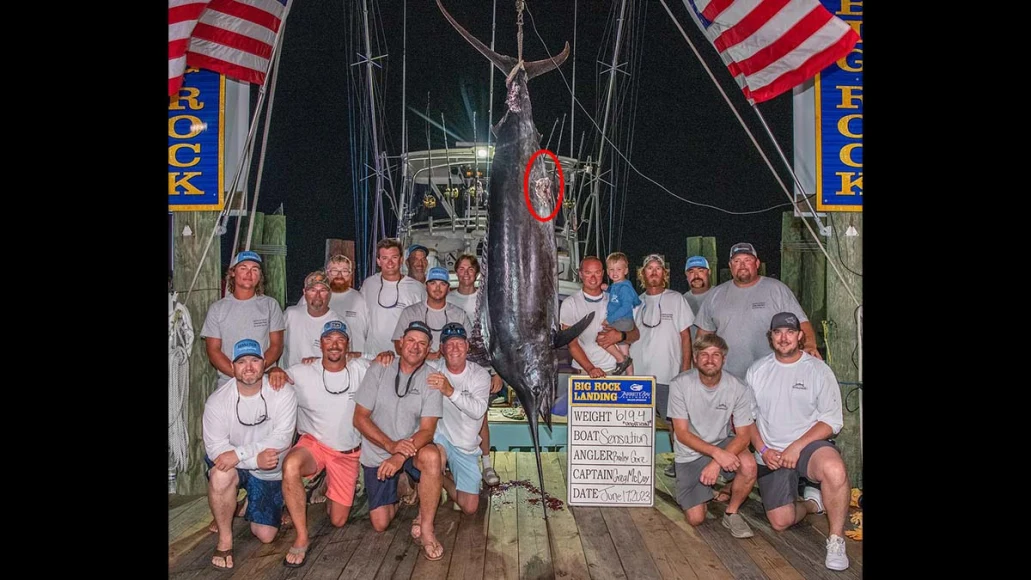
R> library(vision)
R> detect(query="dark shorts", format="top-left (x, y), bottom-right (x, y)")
top-left (756, 440), bottom-right (838, 511)
top-left (674, 437), bottom-right (738, 510)
top-left (655, 383), bottom-right (669, 420)
top-left (364, 456), bottom-right (423, 511)
top-left (204, 456), bottom-right (283, 528)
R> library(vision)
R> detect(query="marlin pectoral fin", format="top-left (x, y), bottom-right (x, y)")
top-left (553, 311), bottom-right (595, 349)
top-left (437, 0), bottom-right (518, 73)
top-left (524, 42), bottom-right (571, 80)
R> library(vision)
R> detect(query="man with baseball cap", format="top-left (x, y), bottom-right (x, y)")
top-left (201, 250), bottom-right (286, 388)
top-left (746, 312), bottom-right (850, 571)
top-left (353, 319), bottom-right (447, 561)
top-left (297, 254), bottom-right (371, 356)
top-left (267, 321), bottom-right (386, 567)
top-left (695, 242), bottom-right (821, 379)
top-left (202, 338), bottom-right (297, 570)
top-left (360, 238), bottom-right (427, 359)
top-left (392, 266), bottom-right (471, 366)
top-left (683, 256), bottom-right (712, 321)
top-left (282, 271), bottom-right (346, 368)
top-left (425, 322), bottom-right (492, 514)
top-left (406, 244), bottom-right (430, 283)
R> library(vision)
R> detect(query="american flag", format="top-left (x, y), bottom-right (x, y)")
top-left (169, 0), bottom-right (292, 97)
top-left (683, 0), bottom-right (860, 103)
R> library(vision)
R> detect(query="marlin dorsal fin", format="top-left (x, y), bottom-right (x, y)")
top-left (553, 311), bottom-right (595, 349)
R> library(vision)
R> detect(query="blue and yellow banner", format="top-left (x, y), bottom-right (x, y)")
top-left (815, 0), bottom-right (862, 212)
top-left (169, 68), bottom-right (225, 211)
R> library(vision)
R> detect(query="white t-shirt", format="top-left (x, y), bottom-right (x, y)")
top-left (282, 306), bottom-right (344, 368)
top-left (286, 357), bottom-right (371, 451)
top-left (202, 377), bottom-right (297, 480)
top-left (391, 301), bottom-right (472, 353)
top-left (200, 294), bottom-right (286, 386)
top-left (299, 289), bottom-right (372, 355)
top-left (666, 369), bottom-right (755, 463)
top-left (628, 290), bottom-right (694, 385)
top-left (559, 290), bottom-right (616, 373)
top-left (447, 288), bottom-right (480, 321)
top-left (360, 274), bottom-right (426, 356)
top-left (745, 352), bottom-right (843, 465)
top-left (436, 362), bottom-right (492, 454)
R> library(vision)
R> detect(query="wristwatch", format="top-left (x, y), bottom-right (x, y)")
top-left (620, 330), bottom-right (627, 342)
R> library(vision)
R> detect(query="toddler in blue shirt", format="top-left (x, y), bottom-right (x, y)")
top-left (604, 252), bottom-right (639, 375)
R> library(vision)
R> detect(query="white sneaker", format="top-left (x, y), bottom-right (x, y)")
top-left (482, 467), bottom-right (501, 486)
top-left (825, 534), bottom-right (849, 570)
top-left (803, 485), bottom-right (825, 514)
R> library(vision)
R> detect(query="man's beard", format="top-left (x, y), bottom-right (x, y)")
top-left (330, 279), bottom-right (350, 292)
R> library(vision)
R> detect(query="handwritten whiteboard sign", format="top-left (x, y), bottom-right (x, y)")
top-left (567, 376), bottom-right (655, 507)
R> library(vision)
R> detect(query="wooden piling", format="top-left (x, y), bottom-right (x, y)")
top-left (260, 214), bottom-right (286, 310)
top-left (172, 211), bottom-right (222, 496)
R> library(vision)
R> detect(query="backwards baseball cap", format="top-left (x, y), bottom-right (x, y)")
top-left (304, 270), bottom-right (331, 290)
top-left (729, 242), bottom-right (758, 260)
top-left (407, 244), bottom-right (429, 257)
top-left (426, 266), bottom-right (450, 284)
top-left (230, 250), bottom-right (262, 267)
top-left (685, 255), bottom-right (709, 271)
top-left (403, 320), bottom-right (433, 339)
top-left (641, 253), bottom-right (667, 268)
top-left (232, 338), bottom-right (264, 362)
top-left (770, 312), bottom-right (801, 331)
top-left (440, 322), bottom-right (468, 344)
top-left (321, 320), bottom-right (349, 339)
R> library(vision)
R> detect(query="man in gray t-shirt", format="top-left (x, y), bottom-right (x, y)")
top-left (353, 320), bottom-right (447, 561)
top-left (201, 251), bottom-right (286, 387)
top-left (666, 333), bottom-right (757, 538)
top-left (682, 255), bottom-right (712, 343)
top-left (695, 242), bottom-right (821, 379)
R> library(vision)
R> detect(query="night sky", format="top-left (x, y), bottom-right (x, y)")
top-left (231, 0), bottom-right (798, 303)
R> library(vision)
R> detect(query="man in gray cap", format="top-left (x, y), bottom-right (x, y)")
top-left (746, 312), bottom-right (849, 571)
top-left (405, 244), bottom-right (430, 284)
top-left (695, 242), bottom-right (821, 379)
top-left (353, 320), bottom-right (447, 561)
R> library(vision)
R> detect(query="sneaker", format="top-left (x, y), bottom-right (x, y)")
top-left (825, 535), bottom-right (849, 570)
top-left (803, 485), bottom-right (825, 514)
top-left (721, 512), bottom-right (754, 538)
top-left (663, 463), bottom-right (676, 478)
top-left (612, 356), bottom-right (633, 375)
top-left (482, 467), bottom-right (501, 486)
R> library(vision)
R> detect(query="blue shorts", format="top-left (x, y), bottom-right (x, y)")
top-left (364, 456), bottom-right (422, 511)
top-left (434, 431), bottom-right (482, 495)
top-left (204, 456), bottom-right (283, 528)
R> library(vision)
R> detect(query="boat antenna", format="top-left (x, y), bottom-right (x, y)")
top-left (441, 112), bottom-right (456, 201)
top-left (486, 0), bottom-right (497, 183)
top-left (570, 0), bottom-right (577, 159)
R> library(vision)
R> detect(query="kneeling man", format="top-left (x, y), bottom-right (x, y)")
top-left (667, 333), bottom-right (757, 538)
top-left (427, 323), bottom-right (491, 514)
top-left (747, 312), bottom-right (850, 571)
top-left (353, 320), bottom-right (447, 561)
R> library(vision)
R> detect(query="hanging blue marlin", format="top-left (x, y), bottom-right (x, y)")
top-left (436, 0), bottom-right (593, 517)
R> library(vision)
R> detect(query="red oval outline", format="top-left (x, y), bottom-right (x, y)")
top-left (523, 149), bottom-right (565, 222)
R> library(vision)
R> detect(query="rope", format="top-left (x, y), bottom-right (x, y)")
top-left (168, 294), bottom-right (194, 476)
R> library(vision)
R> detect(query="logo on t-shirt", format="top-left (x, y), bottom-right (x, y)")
top-left (253, 318), bottom-right (269, 327)
top-left (792, 382), bottom-right (807, 390)
top-left (751, 302), bottom-right (766, 310)
top-left (716, 402), bottom-right (728, 410)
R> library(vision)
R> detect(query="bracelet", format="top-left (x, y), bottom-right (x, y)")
top-left (759, 445), bottom-right (768, 455)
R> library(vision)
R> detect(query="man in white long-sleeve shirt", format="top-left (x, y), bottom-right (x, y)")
top-left (746, 312), bottom-right (850, 572)
top-left (268, 320), bottom-right (387, 568)
top-left (426, 322), bottom-right (491, 514)
top-left (202, 338), bottom-right (298, 571)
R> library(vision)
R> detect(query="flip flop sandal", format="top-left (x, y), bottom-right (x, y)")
top-left (210, 547), bottom-right (234, 571)
top-left (421, 539), bottom-right (445, 561)
top-left (283, 545), bottom-right (309, 568)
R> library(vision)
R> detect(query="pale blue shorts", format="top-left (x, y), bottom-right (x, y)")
top-left (434, 431), bottom-right (482, 495)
